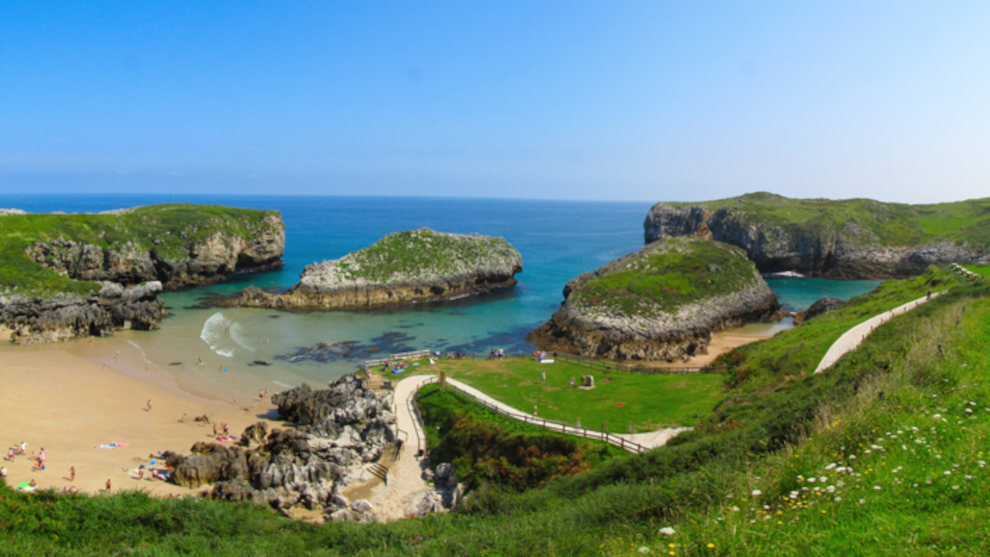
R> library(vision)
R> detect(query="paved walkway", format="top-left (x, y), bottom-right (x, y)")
top-left (813, 291), bottom-right (943, 374)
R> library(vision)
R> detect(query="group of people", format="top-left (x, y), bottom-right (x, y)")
top-left (488, 348), bottom-right (506, 359)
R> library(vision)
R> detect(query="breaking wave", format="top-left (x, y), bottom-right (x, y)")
top-left (200, 312), bottom-right (254, 358)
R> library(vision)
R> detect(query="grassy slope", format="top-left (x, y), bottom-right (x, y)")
top-left (661, 192), bottom-right (990, 249)
top-left (2, 269), bottom-right (988, 556)
top-left (416, 383), bottom-right (625, 491)
top-left (570, 237), bottom-right (762, 316)
top-left (335, 228), bottom-right (516, 283)
top-left (0, 205), bottom-right (280, 296)
top-left (437, 357), bottom-right (725, 432)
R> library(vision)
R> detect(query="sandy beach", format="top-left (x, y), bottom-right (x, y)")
top-left (0, 334), bottom-right (280, 498)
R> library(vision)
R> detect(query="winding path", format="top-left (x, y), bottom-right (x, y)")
top-left (813, 291), bottom-right (943, 374)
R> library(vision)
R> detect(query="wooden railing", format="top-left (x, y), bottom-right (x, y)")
top-left (417, 376), bottom-right (649, 454)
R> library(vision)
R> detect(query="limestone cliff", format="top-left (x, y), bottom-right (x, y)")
top-left (644, 193), bottom-right (990, 278)
top-left (222, 228), bottom-right (522, 311)
top-left (0, 204), bottom-right (285, 342)
top-left (528, 237), bottom-right (779, 361)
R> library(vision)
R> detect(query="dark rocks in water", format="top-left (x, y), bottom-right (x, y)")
top-left (795, 296), bottom-right (843, 324)
top-left (268, 314), bottom-right (281, 319)
top-left (167, 374), bottom-right (395, 518)
top-left (168, 361), bottom-right (182, 366)
top-left (275, 334), bottom-right (419, 365)
top-left (250, 360), bottom-right (271, 366)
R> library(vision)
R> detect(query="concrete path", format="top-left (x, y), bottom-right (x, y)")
top-left (813, 291), bottom-right (942, 374)
top-left (357, 374), bottom-right (435, 521)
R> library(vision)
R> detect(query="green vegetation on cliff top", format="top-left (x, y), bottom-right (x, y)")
top-left (1, 269), bottom-right (987, 555)
top-left (332, 228), bottom-right (519, 284)
top-left (0, 204), bottom-right (280, 296)
top-left (570, 236), bottom-right (763, 316)
top-left (659, 191), bottom-right (990, 249)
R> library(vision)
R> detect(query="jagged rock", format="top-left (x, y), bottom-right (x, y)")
top-left (529, 237), bottom-right (779, 361)
top-left (0, 282), bottom-right (165, 343)
top-left (351, 499), bottom-right (374, 513)
top-left (238, 422), bottom-right (269, 447)
top-left (219, 228), bottom-right (523, 311)
top-left (644, 193), bottom-right (990, 278)
top-left (796, 296), bottom-right (843, 323)
top-left (167, 374), bottom-right (395, 518)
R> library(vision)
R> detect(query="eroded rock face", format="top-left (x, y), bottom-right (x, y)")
top-left (529, 238), bottom-right (779, 361)
top-left (644, 202), bottom-right (990, 278)
top-left (0, 282), bottom-right (165, 343)
top-left (2, 210), bottom-right (285, 343)
top-left (26, 213), bottom-right (285, 289)
top-left (794, 296), bottom-right (843, 323)
top-left (220, 228), bottom-right (523, 310)
top-left (168, 375), bottom-right (395, 517)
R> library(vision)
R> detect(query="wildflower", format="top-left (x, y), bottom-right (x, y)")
top-left (873, 486), bottom-right (882, 491)
top-left (638, 547), bottom-right (651, 555)
top-left (707, 543), bottom-right (716, 549)
top-left (658, 527), bottom-right (676, 536)
top-left (825, 463), bottom-right (837, 471)
top-left (751, 489), bottom-right (762, 497)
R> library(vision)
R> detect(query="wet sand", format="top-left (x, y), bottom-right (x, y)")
top-left (0, 336), bottom-right (279, 497)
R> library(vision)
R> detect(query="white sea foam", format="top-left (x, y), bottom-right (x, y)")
top-left (766, 271), bottom-right (805, 278)
top-left (273, 380), bottom-right (294, 389)
top-left (126, 339), bottom-right (155, 367)
top-left (201, 312), bottom-right (236, 358)
top-left (229, 322), bottom-right (256, 352)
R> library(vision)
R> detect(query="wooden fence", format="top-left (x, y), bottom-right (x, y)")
top-left (419, 376), bottom-right (649, 454)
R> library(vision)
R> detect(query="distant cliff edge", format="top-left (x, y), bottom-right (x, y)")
top-left (644, 192), bottom-right (990, 279)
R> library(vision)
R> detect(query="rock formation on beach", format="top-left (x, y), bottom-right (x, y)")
top-left (529, 237), bottom-right (779, 361)
top-left (0, 204), bottom-right (285, 343)
top-left (221, 227), bottom-right (523, 311)
top-left (166, 374), bottom-right (457, 521)
top-left (644, 192), bottom-right (990, 279)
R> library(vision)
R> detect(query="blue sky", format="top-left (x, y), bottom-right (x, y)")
top-left (1, 1), bottom-right (989, 202)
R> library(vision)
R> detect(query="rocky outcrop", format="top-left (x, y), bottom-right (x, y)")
top-left (25, 212), bottom-right (284, 289)
top-left (794, 296), bottom-right (843, 324)
top-left (529, 237), bottom-right (779, 361)
top-left (644, 194), bottom-right (990, 279)
top-left (221, 228), bottom-right (523, 311)
top-left (167, 375), bottom-right (397, 518)
top-left (0, 281), bottom-right (165, 343)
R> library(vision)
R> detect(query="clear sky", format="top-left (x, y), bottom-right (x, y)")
top-left (2, 1), bottom-right (989, 202)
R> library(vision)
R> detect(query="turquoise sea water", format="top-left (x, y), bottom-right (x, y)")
top-left (3, 195), bottom-right (882, 396)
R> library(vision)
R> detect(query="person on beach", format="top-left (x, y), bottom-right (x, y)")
top-left (1, 466), bottom-right (7, 478)
top-left (70, 466), bottom-right (75, 481)
top-left (146, 399), bottom-right (153, 411)
top-left (105, 478), bottom-right (111, 493)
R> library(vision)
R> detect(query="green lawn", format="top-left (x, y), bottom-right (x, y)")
top-left (433, 357), bottom-right (725, 432)
top-left (963, 263), bottom-right (989, 276)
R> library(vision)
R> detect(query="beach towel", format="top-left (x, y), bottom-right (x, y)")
top-left (16, 481), bottom-right (35, 492)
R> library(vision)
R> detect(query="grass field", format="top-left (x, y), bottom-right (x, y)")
top-left (433, 357), bottom-right (725, 432)
top-left (963, 263), bottom-right (989, 276)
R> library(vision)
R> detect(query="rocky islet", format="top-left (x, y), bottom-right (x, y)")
top-left (220, 227), bottom-right (523, 311)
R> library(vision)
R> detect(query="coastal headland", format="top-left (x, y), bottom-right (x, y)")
top-left (645, 192), bottom-right (990, 278)
top-left (0, 204), bottom-right (285, 343)
top-left (220, 227), bottom-right (523, 311)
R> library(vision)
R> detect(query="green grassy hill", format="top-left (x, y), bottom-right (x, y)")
top-left (2, 268), bottom-right (988, 556)
top-left (660, 192), bottom-right (990, 250)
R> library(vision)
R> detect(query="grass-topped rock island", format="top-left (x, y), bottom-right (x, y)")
top-left (223, 227), bottom-right (523, 310)
top-left (0, 204), bottom-right (284, 342)
top-left (529, 236), bottom-right (779, 361)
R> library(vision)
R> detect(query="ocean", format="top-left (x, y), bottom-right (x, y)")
top-left (2, 194), bottom-right (881, 399)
